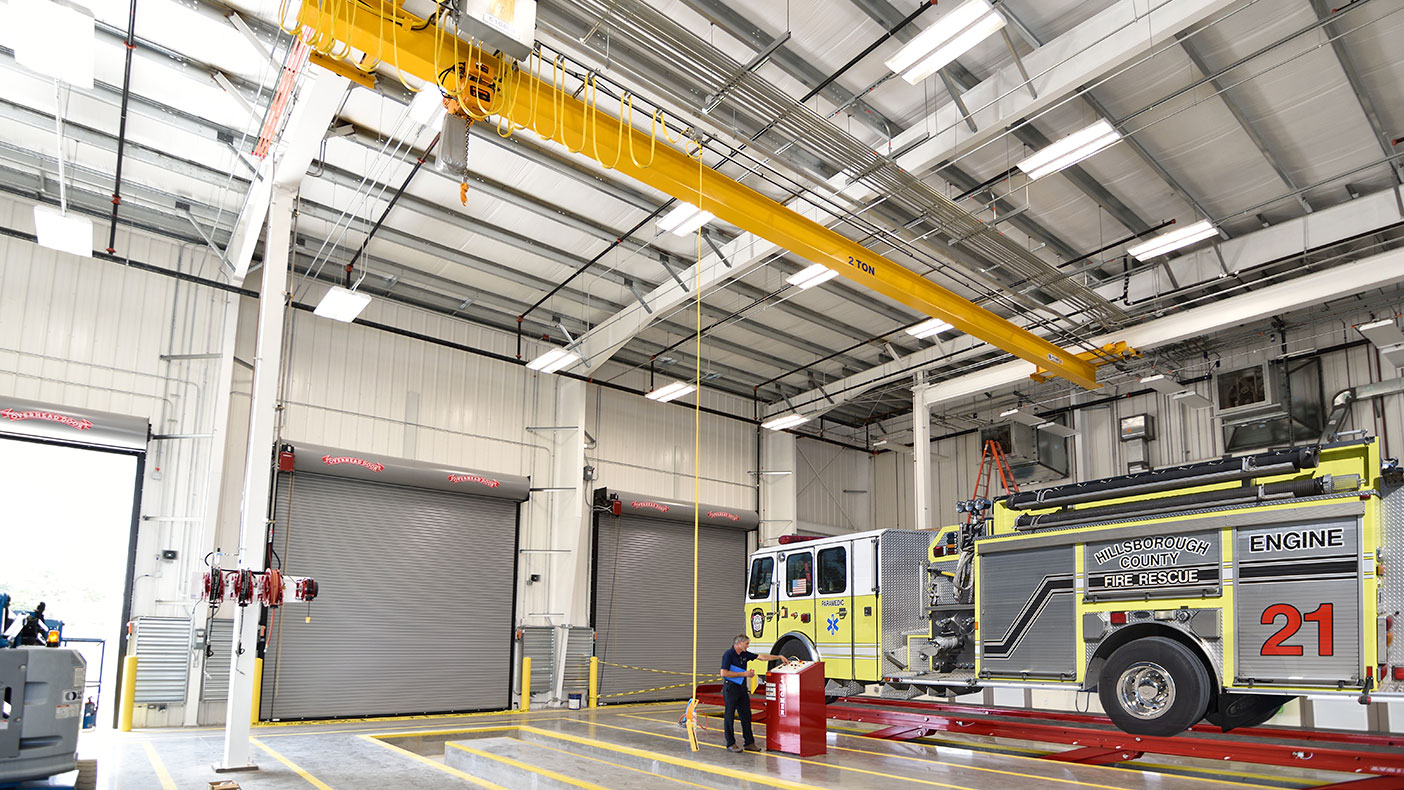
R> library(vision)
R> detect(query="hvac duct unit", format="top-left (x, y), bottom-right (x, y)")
top-left (403, 0), bottom-right (536, 61)
top-left (1215, 362), bottom-right (1284, 422)
top-left (979, 422), bottom-right (1069, 483)
top-left (1214, 360), bottom-right (1325, 452)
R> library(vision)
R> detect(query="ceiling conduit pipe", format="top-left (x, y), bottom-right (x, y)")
top-left (106, 0), bottom-right (138, 254)
top-left (343, 133), bottom-right (440, 274)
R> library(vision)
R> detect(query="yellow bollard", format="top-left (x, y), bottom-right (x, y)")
top-left (588, 656), bottom-right (599, 709)
top-left (521, 656), bottom-right (531, 713)
top-left (250, 657), bottom-right (263, 726)
top-left (118, 654), bottom-right (138, 732)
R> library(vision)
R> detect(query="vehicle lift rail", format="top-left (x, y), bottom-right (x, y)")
top-left (693, 684), bottom-right (1404, 789)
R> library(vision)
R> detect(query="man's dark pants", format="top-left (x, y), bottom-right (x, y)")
top-left (722, 681), bottom-right (754, 747)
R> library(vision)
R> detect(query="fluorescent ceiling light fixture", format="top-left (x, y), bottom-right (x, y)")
top-left (12, 0), bottom-right (95, 88)
top-left (657, 202), bottom-right (715, 236)
top-left (1170, 389), bottom-right (1214, 410)
top-left (31, 205), bottom-right (93, 257)
top-left (408, 88), bottom-right (446, 126)
top-left (1139, 374), bottom-right (1184, 395)
top-left (645, 380), bottom-right (697, 403)
top-left (999, 408), bottom-right (1044, 427)
top-left (526, 347), bottom-right (577, 374)
top-left (1017, 119), bottom-right (1121, 180)
top-left (786, 264), bottom-right (840, 290)
top-left (906, 318), bottom-right (954, 339)
top-left (885, 0), bottom-right (1005, 84)
top-left (1036, 421), bottom-right (1078, 438)
top-left (762, 413), bottom-right (810, 431)
top-left (313, 286), bottom-right (372, 322)
top-left (1127, 220), bottom-right (1218, 260)
top-left (1357, 319), bottom-right (1404, 369)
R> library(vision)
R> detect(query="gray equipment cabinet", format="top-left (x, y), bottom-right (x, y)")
top-left (0, 647), bottom-right (86, 784)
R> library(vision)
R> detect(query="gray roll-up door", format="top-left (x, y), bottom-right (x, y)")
top-left (593, 516), bottom-right (747, 703)
top-left (261, 471), bottom-right (518, 720)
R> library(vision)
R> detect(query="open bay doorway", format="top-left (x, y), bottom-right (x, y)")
top-left (0, 436), bottom-right (141, 734)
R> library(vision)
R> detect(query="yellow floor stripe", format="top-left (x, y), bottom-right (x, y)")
top-left (526, 739), bottom-right (719, 790)
top-left (140, 741), bottom-right (177, 790)
top-left (659, 711), bottom-right (1280, 790)
top-left (251, 737), bottom-right (336, 790)
top-left (599, 716), bottom-right (1125, 790)
top-left (358, 734), bottom-right (507, 790)
top-left (446, 741), bottom-right (613, 790)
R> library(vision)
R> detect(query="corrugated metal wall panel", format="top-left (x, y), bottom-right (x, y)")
top-left (593, 514), bottom-right (746, 703)
top-left (796, 438), bottom-right (873, 533)
top-left (133, 616), bottom-right (191, 703)
top-left (261, 471), bottom-right (518, 719)
top-left (587, 387), bottom-right (756, 510)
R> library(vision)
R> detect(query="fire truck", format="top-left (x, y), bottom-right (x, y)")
top-left (743, 437), bottom-right (1402, 735)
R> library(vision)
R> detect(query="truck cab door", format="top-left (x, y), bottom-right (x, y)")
top-left (851, 537), bottom-right (880, 680)
top-left (780, 549), bottom-right (816, 647)
top-left (745, 553), bottom-right (778, 648)
top-left (815, 542), bottom-right (854, 679)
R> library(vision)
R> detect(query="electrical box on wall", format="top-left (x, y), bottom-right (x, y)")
top-left (1118, 414), bottom-right (1155, 442)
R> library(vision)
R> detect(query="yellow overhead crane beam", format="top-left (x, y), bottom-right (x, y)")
top-left (294, 1), bottom-right (1104, 390)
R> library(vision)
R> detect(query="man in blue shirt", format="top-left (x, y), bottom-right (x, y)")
top-left (719, 635), bottom-right (781, 753)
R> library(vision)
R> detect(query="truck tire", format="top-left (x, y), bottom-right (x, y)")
top-left (1098, 636), bottom-right (1211, 736)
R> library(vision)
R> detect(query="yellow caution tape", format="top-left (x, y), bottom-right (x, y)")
top-left (597, 661), bottom-right (719, 678)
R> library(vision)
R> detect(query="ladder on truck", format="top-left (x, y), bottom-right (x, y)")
top-left (956, 440), bottom-right (1019, 548)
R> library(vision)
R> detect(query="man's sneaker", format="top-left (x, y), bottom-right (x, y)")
top-left (726, 743), bottom-right (744, 753)
top-left (743, 742), bottom-right (763, 752)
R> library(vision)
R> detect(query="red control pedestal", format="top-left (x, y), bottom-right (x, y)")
top-left (765, 660), bottom-right (826, 756)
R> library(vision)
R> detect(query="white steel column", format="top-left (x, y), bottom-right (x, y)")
top-left (759, 430), bottom-right (797, 545)
top-left (218, 185), bottom-right (295, 771)
top-left (182, 283), bottom-right (243, 727)
top-left (912, 385), bottom-right (932, 532)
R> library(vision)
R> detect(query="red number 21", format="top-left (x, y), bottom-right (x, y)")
top-left (1261, 603), bottom-right (1334, 656)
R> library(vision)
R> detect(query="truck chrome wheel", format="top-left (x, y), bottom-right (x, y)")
top-left (1117, 661), bottom-right (1176, 720)
top-left (1098, 636), bottom-right (1211, 736)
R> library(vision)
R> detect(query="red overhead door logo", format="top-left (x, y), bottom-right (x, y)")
top-left (321, 455), bottom-right (385, 472)
top-left (632, 500), bottom-right (669, 513)
top-left (707, 510), bottom-right (740, 522)
top-left (449, 473), bottom-right (500, 488)
top-left (1, 408), bottom-right (93, 431)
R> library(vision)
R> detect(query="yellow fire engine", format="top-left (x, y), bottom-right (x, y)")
top-left (743, 437), bottom-right (1402, 735)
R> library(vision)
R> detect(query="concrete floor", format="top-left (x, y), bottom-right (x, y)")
top-left (76, 702), bottom-right (1365, 790)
